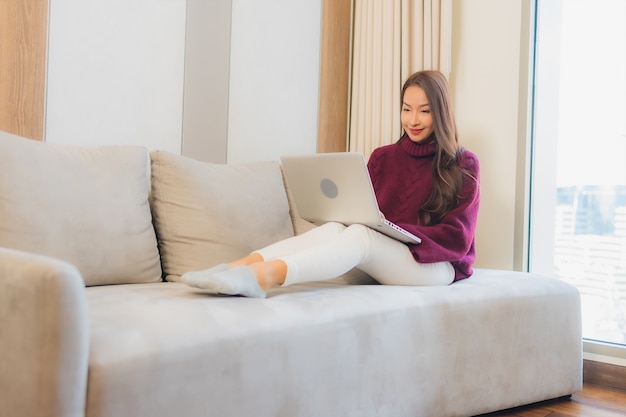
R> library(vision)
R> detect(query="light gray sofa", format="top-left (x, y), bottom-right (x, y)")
top-left (0, 132), bottom-right (582, 417)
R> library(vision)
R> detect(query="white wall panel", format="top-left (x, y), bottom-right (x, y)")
top-left (227, 0), bottom-right (322, 163)
top-left (45, 0), bottom-right (186, 153)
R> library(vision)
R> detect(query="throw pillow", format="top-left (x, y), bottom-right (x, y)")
top-left (150, 151), bottom-right (295, 281)
top-left (0, 131), bottom-right (162, 286)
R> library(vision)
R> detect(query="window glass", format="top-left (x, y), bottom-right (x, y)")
top-left (531, 0), bottom-right (626, 346)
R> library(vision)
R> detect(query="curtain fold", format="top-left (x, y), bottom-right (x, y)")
top-left (348, 0), bottom-right (452, 158)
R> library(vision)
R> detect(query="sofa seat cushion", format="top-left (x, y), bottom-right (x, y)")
top-left (84, 269), bottom-right (582, 417)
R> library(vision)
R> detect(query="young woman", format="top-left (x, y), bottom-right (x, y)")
top-left (182, 70), bottom-right (480, 298)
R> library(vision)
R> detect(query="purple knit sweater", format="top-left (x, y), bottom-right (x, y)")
top-left (367, 137), bottom-right (480, 281)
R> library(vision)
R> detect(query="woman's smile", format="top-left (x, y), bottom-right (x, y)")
top-left (408, 128), bottom-right (424, 136)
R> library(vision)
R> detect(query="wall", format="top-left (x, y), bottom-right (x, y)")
top-left (43, 0), bottom-right (322, 165)
top-left (226, 0), bottom-right (323, 163)
top-left (450, 0), bottom-right (532, 271)
top-left (45, 0), bottom-right (187, 153)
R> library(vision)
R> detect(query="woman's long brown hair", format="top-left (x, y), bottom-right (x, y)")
top-left (400, 70), bottom-right (467, 226)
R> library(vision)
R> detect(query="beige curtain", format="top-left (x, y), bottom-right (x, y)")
top-left (348, 0), bottom-right (452, 158)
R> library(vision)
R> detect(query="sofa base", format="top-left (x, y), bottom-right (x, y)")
top-left (84, 268), bottom-right (582, 417)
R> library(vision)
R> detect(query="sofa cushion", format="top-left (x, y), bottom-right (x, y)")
top-left (0, 131), bottom-right (162, 286)
top-left (150, 151), bottom-right (294, 281)
top-left (83, 269), bottom-right (582, 417)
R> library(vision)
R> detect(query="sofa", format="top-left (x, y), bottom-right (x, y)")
top-left (0, 131), bottom-right (582, 417)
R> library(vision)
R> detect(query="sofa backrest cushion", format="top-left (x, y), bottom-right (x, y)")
top-left (150, 151), bottom-right (295, 281)
top-left (0, 131), bottom-right (162, 286)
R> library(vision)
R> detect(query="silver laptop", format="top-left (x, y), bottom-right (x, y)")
top-left (280, 152), bottom-right (421, 244)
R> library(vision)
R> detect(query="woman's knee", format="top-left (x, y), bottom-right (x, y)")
top-left (342, 223), bottom-right (373, 239)
top-left (315, 221), bottom-right (346, 235)
top-left (340, 224), bottom-right (377, 259)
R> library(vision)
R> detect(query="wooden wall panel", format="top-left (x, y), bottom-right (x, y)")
top-left (584, 359), bottom-right (626, 391)
top-left (0, 0), bottom-right (48, 140)
top-left (317, 0), bottom-right (351, 153)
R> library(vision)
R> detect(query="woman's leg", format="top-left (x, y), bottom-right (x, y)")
top-left (182, 223), bottom-right (453, 297)
top-left (226, 222), bottom-right (347, 267)
top-left (280, 224), bottom-right (454, 287)
top-left (181, 223), bottom-right (347, 296)
top-left (226, 222), bottom-right (348, 288)
top-left (253, 222), bottom-right (347, 260)
top-left (352, 227), bottom-right (454, 286)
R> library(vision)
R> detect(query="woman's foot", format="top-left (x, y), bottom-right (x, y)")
top-left (249, 260), bottom-right (287, 290)
top-left (180, 263), bottom-right (229, 286)
top-left (181, 254), bottom-right (287, 298)
top-left (181, 265), bottom-right (266, 298)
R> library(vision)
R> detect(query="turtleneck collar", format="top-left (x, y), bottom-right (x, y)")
top-left (399, 134), bottom-right (437, 158)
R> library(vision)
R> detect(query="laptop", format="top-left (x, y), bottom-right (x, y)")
top-left (280, 152), bottom-right (421, 244)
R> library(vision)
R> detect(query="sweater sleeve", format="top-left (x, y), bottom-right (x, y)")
top-left (400, 151), bottom-right (480, 265)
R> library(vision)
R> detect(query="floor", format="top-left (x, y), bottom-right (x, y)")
top-left (477, 383), bottom-right (626, 417)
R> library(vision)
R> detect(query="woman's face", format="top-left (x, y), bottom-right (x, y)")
top-left (401, 86), bottom-right (434, 143)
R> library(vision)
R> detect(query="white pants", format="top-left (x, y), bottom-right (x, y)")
top-left (255, 222), bottom-right (454, 287)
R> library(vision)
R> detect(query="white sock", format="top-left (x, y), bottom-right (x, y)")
top-left (181, 265), bottom-right (266, 298)
top-left (181, 263), bottom-right (230, 287)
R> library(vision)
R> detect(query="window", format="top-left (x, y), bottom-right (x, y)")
top-left (530, 0), bottom-right (626, 347)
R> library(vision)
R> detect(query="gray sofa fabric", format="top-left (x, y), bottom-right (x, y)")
top-left (82, 271), bottom-right (581, 417)
top-left (0, 248), bottom-right (88, 417)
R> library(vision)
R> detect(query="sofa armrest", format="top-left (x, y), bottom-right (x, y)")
top-left (0, 248), bottom-right (89, 417)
